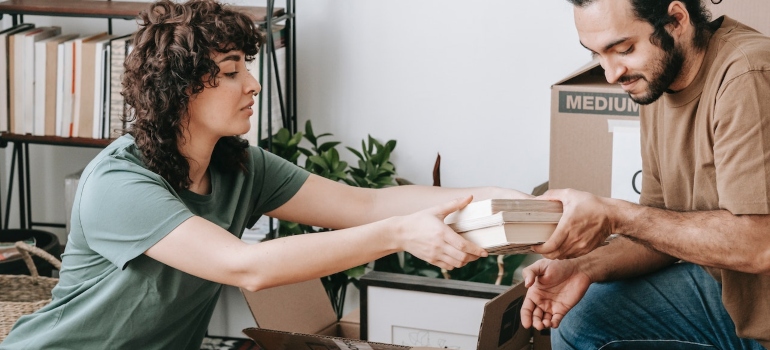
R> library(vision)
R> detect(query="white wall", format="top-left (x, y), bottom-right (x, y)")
top-left (297, 1), bottom-right (586, 191)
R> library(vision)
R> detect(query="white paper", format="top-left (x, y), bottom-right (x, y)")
top-left (608, 119), bottom-right (642, 203)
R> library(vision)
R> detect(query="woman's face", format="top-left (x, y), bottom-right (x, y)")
top-left (186, 50), bottom-right (261, 140)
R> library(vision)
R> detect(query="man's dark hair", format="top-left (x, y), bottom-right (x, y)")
top-left (122, 0), bottom-right (262, 190)
top-left (567, 0), bottom-right (715, 51)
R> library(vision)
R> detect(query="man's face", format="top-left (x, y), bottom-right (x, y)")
top-left (574, 0), bottom-right (684, 105)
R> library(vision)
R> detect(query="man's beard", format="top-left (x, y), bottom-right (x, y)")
top-left (619, 45), bottom-right (685, 105)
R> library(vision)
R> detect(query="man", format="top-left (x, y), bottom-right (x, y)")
top-left (520, 0), bottom-right (770, 348)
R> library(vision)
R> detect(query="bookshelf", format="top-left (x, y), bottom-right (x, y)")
top-left (0, 0), bottom-right (297, 231)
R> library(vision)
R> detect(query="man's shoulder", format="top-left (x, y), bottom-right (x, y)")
top-left (714, 18), bottom-right (770, 73)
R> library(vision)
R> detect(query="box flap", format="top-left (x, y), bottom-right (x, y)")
top-left (476, 282), bottom-right (532, 350)
top-left (241, 278), bottom-right (337, 335)
top-left (553, 59), bottom-right (601, 86)
top-left (242, 327), bottom-right (441, 350)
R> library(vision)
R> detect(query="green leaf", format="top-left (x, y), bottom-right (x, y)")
top-left (308, 155), bottom-right (330, 171)
top-left (344, 264), bottom-right (367, 279)
top-left (346, 147), bottom-right (364, 161)
top-left (319, 141), bottom-right (341, 153)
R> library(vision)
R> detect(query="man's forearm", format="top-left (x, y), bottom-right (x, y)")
top-left (577, 236), bottom-right (677, 282)
top-left (609, 199), bottom-right (770, 275)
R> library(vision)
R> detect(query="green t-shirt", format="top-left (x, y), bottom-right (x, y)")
top-left (1, 135), bottom-right (309, 349)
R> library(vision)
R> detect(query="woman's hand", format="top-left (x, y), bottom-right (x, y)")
top-left (393, 195), bottom-right (488, 270)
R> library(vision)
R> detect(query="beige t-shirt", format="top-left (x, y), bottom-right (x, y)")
top-left (639, 17), bottom-right (770, 346)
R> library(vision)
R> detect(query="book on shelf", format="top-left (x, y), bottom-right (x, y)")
top-left (0, 23), bottom-right (34, 133)
top-left (89, 34), bottom-right (113, 139)
top-left (73, 32), bottom-right (110, 139)
top-left (57, 35), bottom-right (79, 137)
top-left (23, 27), bottom-right (61, 135)
top-left (107, 34), bottom-right (132, 138)
top-left (35, 33), bottom-right (79, 136)
top-left (446, 199), bottom-right (563, 255)
top-left (8, 26), bottom-right (39, 134)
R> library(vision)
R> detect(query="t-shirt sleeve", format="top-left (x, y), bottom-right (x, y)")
top-left (713, 70), bottom-right (770, 214)
top-left (76, 156), bottom-right (195, 269)
top-left (639, 109), bottom-right (665, 209)
top-left (249, 146), bottom-right (310, 215)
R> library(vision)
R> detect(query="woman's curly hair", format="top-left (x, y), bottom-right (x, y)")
top-left (123, 0), bottom-right (262, 190)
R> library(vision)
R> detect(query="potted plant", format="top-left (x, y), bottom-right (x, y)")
top-left (262, 121), bottom-right (527, 319)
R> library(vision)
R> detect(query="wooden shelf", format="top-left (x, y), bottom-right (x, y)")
top-left (0, 0), bottom-right (285, 22)
top-left (0, 133), bottom-right (113, 148)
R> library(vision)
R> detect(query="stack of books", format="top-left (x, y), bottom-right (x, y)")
top-left (444, 199), bottom-right (563, 255)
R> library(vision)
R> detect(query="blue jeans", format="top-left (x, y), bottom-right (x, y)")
top-left (552, 262), bottom-right (766, 350)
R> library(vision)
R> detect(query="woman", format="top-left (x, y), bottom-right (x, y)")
top-left (0, 0), bottom-right (529, 348)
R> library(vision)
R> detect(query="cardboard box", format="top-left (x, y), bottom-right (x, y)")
top-left (360, 271), bottom-right (534, 350)
top-left (549, 2), bottom-right (770, 202)
top-left (549, 60), bottom-right (642, 202)
top-left (242, 274), bottom-right (537, 350)
top-left (241, 278), bottom-right (360, 339)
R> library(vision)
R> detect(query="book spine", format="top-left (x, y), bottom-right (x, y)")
top-left (108, 39), bottom-right (126, 138)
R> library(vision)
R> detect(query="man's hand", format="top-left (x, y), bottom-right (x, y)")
top-left (533, 188), bottom-right (613, 259)
top-left (520, 258), bottom-right (592, 330)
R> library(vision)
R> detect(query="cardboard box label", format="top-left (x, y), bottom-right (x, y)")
top-left (608, 119), bottom-right (642, 203)
top-left (558, 91), bottom-right (639, 116)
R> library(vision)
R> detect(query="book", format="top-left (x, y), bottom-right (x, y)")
top-left (107, 34), bottom-right (132, 138)
top-left (74, 32), bottom-right (110, 138)
top-left (57, 36), bottom-right (80, 137)
top-left (446, 199), bottom-right (564, 255)
top-left (23, 27), bottom-right (61, 135)
top-left (35, 33), bottom-right (79, 136)
top-left (0, 23), bottom-right (34, 133)
top-left (459, 222), bottom-right (559, 255)
top-left (444, 198), bottom-right (563, 225)
top-left (448, 210), bottom-right (562, 233)
top-left (10, 27), bottom-right (44, 134)
top-left (91, 35), bottom-right (113, 139)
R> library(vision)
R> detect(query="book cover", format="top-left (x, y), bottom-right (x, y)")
top-left (107, 35), bottom-right (131, 138)
top-left (11, 27), bottom-right (45, 134)
top-left (91, 35), bottom-right (114, 139)
top-left (459, 222), bottom-right (558, 255)
top-left (35, 33), bottom-right (78, 136)
top-left (449, 210), bottom-right (562, 233)
top-left (74, 32), bottom-right (110, 138)
top-left (444, 198), bottom-right (563, 225)
top-left (0, 23), bottom-right (34, 133)
top-left (59, 37), bottom-right (78, 137)
top-left (23, 26), bottom-right (61, 135)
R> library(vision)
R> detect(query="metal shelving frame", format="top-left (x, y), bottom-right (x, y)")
top-left (0, 0), bottom-right (296, 231)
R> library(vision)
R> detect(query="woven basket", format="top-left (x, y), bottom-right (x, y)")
top-left (0, 241), bottom-right (61, 341)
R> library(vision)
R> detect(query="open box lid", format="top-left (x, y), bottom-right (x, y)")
top-left (553, 58), bottom-right (601, 86)
top-left (241, 278), bottom-right (337, 335)
top-left (477, 282), bottom-right (532, 350)
top-left (242, 328), bottom-right (442, 350)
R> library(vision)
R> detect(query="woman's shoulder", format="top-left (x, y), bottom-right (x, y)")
top-left (80, 135), bottom-right (165, 186)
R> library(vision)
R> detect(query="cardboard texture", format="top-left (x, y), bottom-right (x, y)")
top-left (242, 277), bottom-right (536, 350)
top-left (549, 59), bottom-right (640, 200)
top-left (241, 278), bottom-right (359, 339)
top-left (549, 1), bottom-right (770, 201)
